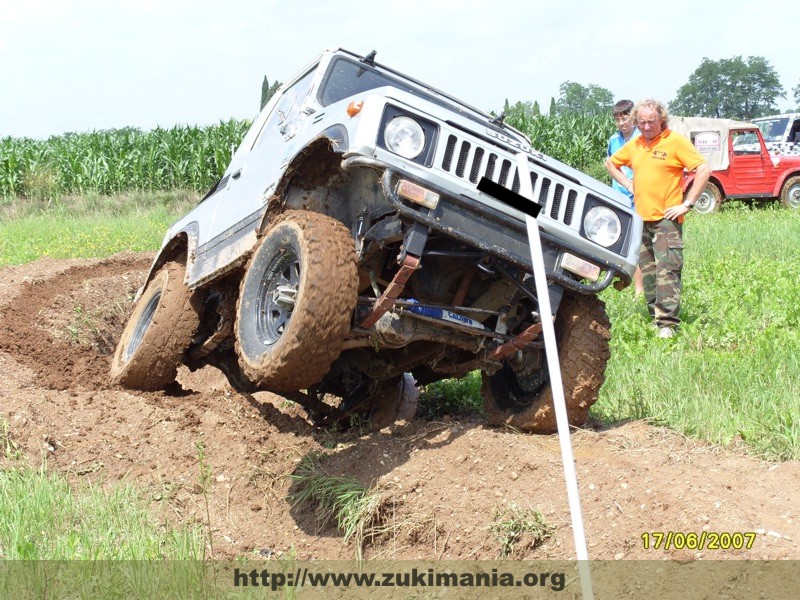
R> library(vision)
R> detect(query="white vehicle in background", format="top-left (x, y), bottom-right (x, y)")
top-left (752, 113), bottom-right (800, 156)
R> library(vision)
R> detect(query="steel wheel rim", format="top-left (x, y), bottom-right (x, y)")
top-left (788, 183), bottom-right (800, 209)
top-left (126, 291), bottom-right (160, 360)
top-left (694, 190), bottom-right (714, 214)
top-left (256, 246), bottom-right (300, 346)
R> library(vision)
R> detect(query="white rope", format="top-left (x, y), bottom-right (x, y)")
top-left (515, 152), bottom-right (594, 600)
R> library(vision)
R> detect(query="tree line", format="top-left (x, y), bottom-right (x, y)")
top-left (501, 55), bottom-right (798, 121)
top-left (261, 54), bottom-right (797, 122)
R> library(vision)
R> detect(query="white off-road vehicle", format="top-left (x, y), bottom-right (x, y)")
top-left (111, 48), bottom-right (641, 432)
top-left (752, 113), bottom-right (800, 156)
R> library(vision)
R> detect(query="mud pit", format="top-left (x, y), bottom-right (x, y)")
top-left (0, 253), bottom-right (798, 561)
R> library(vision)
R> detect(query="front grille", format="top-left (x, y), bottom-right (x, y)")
top-left (438, 132), bottom-right (579, 228)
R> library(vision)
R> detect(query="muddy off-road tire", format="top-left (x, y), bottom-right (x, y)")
top-left (236, 210), bottom-right (358, 392)
top-left (110, 260), bottom-right (201, 390)
top-left (693, 182), bottom-right (722, 215)
top-left (482, 293), bottom-right (610, 433)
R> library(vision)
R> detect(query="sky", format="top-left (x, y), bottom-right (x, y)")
top-left (1, 0), bottom-right (798, 140)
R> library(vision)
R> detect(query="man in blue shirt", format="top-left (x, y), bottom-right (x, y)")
top-left (607, 99), bottom-right (643, 294)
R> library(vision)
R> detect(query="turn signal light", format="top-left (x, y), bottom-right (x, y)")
top-left (561, 253), bottom-right (601, 281)
top-left (347, 101), bottom-right (363, 117)
top-left (397, 179), bottom-right (440, 209)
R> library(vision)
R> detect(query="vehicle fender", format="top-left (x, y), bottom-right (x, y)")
top-left (773, 170), bottom-right (800, 197)
top-left (679, 171), bottom-right (694, 193)
top-left (683, 172), bottom-right (725, 198)
top-left (138, 226), bottom-right (199, 298)
top-left (256, 129), bottom-right (350, 233)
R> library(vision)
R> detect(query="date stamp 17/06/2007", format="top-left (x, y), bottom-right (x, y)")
top-left (641, 531), bottom-right (756, 552)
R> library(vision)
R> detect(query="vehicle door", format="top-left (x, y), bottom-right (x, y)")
top-left (206, 67), bottom-right (318, 242)
top-left (729, 130), bottom-right (772, 193)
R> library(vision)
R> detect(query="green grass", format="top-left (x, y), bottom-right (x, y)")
top-left (594, 204), bottom-right (800, 460)
top-left (288, 453), bottom-right (387, 560)
top-left (0, 464), bottom-right (204, 560)
top-left (423, 202), bottom-right (800, 461)
top-left (0, 190), bottom-right (197, 266)
top-left (419, 371), bottom-right (483, 419)
top-left (491, 503), bottom-right (553, 559)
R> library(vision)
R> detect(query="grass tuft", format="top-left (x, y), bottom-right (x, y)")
top-left (288, 453), bottom-right (388, 560)
top-left (491, 503), bottom-right (553, 559)
top-left (419, 371), bottom-right (483, 420)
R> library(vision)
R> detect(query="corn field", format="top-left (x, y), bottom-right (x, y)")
top-left (505, 111), bottom-right (616, 178)
top-left (0, 112), bottom-right (615, 201)
top-left (0, 119), bottom-right (250, 200)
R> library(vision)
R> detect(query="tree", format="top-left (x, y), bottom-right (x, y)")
top-left (549, 97), bottom-right (557, 117)
top-left (669, 56), bottom-right (785, 120)
top-left (794, 79), bottom-right (800, 110)
top-left (555, 81), bottom-right (613, 116)
top-left (260, 76), bottom-right (282, 111)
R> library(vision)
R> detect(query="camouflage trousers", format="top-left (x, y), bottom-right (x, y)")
top-left (640, 219), bottom-right (683, 328)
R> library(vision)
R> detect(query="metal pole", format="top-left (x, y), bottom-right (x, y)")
top-left (515, 152), bottom-right (594, 600)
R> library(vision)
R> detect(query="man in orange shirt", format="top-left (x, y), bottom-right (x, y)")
top-left (605, 99), bottom-right (711, 338)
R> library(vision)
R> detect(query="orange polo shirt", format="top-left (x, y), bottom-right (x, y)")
top-left (610, 128), bottom-right (705, 222)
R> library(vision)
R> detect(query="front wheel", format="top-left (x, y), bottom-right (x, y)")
top-left (235, 210), bottom-right (358, 392)
top-left (110, 259), bottom-right (202, 390)
top-left (780, 176), bottom-right (800, 209)
top-left (482, 293), bottom-right (610, 433)
top-left (693, 182), bottom-right (722, 215)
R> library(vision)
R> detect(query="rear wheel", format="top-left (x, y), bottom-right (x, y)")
top-left (693, 182), bottom-right (722, 214)
top-left (780, 176), bottom-right (800, 209)
top-left (361, 373), bottom-right (419, 429)
top-left (235, 210), bottom-right (358, 391)
top-left (110, 259), bottom-right (201, 390)
top-left (482, 293), bottom-right (610, 433)
top-left (311, 373), bottom-right (420, 430)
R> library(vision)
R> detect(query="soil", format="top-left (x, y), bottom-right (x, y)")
top-left (0, 253), bottom-right (798, 562)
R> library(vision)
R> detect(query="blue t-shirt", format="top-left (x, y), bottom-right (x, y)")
top-left (607, 127), bottom-right (640, 204)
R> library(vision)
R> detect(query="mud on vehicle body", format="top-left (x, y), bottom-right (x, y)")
top-left (112, 48), bottom-right (641, 432)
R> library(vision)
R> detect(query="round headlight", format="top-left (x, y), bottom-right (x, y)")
top-left (384, 116), bottom-right (425, 159)
top-left (583, 206), bottom-right (621, 247)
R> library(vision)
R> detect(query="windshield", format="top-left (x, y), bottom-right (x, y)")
top-left (755, 118), bottom-right (789, 142)
top-left (319, 57), bottom-right (415, 106)
top-left (318, 56), bottom-right (524, 142)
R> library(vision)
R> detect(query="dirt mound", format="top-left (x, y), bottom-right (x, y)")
top-left (0, 253), bottom-right (151, 390)
top-left (0, 254), bottom-right (798, 561)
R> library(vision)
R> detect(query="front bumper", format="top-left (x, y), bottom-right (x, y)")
top-left (374, 165), bottom-right (633, 294)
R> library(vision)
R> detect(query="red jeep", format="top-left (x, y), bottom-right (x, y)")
top-left (670, 116), bottom-right (800, 214)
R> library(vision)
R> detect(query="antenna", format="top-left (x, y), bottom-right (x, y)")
top-left (360, 50), bottom-right (377, 66)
